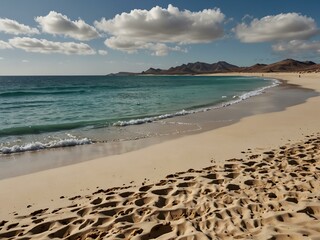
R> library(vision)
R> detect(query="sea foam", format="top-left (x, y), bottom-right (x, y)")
top-left (113, 109), bottom-right (210, 127)
top-left (0, 138), bottom-right (92, 154)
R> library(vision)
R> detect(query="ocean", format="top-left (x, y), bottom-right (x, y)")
top-left (0, 75), bottom-right (277, 154)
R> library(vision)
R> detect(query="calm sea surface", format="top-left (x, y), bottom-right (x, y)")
top-left (0, 75), bottom-right (275, 154)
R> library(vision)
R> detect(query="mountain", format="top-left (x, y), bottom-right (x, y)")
top-left (300, 63), bottom-right (320, 73)
top-left (109, 59), bottom-right (319, 76)
top-left (107, 72), bottom-right (138, 76)
top-left (142, 61), bottom-right (239, 75)
top-left (143, 68), bottom-right (163, 74)
top-left (238, 63), bottom-right (268, 72)
top-left (240, 59), bottom-right (316, 73)
top-left (141, 59), bottom-right (317, 75)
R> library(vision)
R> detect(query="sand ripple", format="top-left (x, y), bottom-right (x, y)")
top-left (1, 134), bottom-right (320, 239)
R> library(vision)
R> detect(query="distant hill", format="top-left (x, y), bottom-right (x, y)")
top-left (143, 68), bottom-right (163, 74)
top-left (108, 59), bottom-right (319, 76)
top-left (141, 61), bottom-right (239, 75)
top-left (301, 63), bottom-right (320, 73)
top-left (240, 59), bottom-right (317, 73)
top-left (107, 72), bottom-right (139, 76)
top-left (238, 63), bottom-right (268, 72)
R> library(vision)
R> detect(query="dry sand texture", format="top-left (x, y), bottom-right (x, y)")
top-left (1, 134), bottom-right (320, 239)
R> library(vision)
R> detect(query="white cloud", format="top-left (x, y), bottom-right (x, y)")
top-left (35, 11), bottom-right (99, 41)
top-left (98, 50), bottom-right (108, 55)
top-left (0, 18), bottom-right (39, 35)
top-left (95, 4), bottom-right (225, 55)
top-left (235, 13), bottom-right (319, 43)
top-left (147, 43), bottom-right (186, 56)
top-left (105, 37), bottom-right (186, 56)
top-left (9, 37), bottom-right (96, 55)
top-left (0, 40), bottom-right (12, 49)
top-left (241, 14), bottom-right (253, 22)
top-left (272, 40), bottom-right (320, 54)
top-left (104, 37), bottom-right (146, 54)
top-left (22, 59), bottom-right (29, 63)
top-left (0, 57), bottom-right (3, 60)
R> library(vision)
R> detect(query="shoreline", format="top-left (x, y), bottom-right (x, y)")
top-left (0, 75), bottom-right (275, 156)
top-left (0, 72), bottom-right (320, 238)
top-left (0, 76), bottom-right (316, 180)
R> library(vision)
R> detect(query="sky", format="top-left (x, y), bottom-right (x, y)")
top-left (0, 0), bottom-right (320, 75)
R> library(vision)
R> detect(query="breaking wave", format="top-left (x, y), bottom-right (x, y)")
top-left (0, 138), bottom-right (92, 154)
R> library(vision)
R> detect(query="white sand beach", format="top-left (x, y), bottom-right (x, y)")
top-left (0, 72), bottom-right (320, 239)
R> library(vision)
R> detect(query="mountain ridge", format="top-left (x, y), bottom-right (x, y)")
top-left (142, 61), bottom-right (239, 75)
top-left (238, 59), bottom-right (317, 73)
top-left (108, 59), bottom-right (320, 76)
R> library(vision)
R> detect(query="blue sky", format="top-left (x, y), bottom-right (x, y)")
top-left (0, 0), bottom-right (319, 75)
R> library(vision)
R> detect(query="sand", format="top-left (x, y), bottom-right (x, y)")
top-left (0, 72), bottom-right (320, 239)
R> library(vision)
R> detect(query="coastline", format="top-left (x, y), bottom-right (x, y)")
top-left (1, 76), bottom-right (315, 180)
top-left (0, 75), bottom-right (275, 156)
top-left (1, 72), bottom-right (320, 239)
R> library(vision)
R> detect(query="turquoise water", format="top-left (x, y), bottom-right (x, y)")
top-left (0, 75), bottom-right (275, 154)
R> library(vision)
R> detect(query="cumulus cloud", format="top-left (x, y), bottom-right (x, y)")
top-left (235, 13), bottom-right (319, 43)
top-left (0, 40), bottom-right (12, 49)
top-left (272, 40), bottom-right (320, 54)
top-left (148, 43), bottom-right (186, 56)
top-left (35, 11), bottom-right (99, 41)
top-left (95, 4), bottom-right (225, 55)
top-left (105, 37), bottom-right (185, 56)
top-left (0, 18), bottom-right (39, 35)
top-left (9, 37), bottom-right (96, 55)
top-left (98, 50), bottom-right (108, 55)
top-left (104, 37), bottom-right (147, 53)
